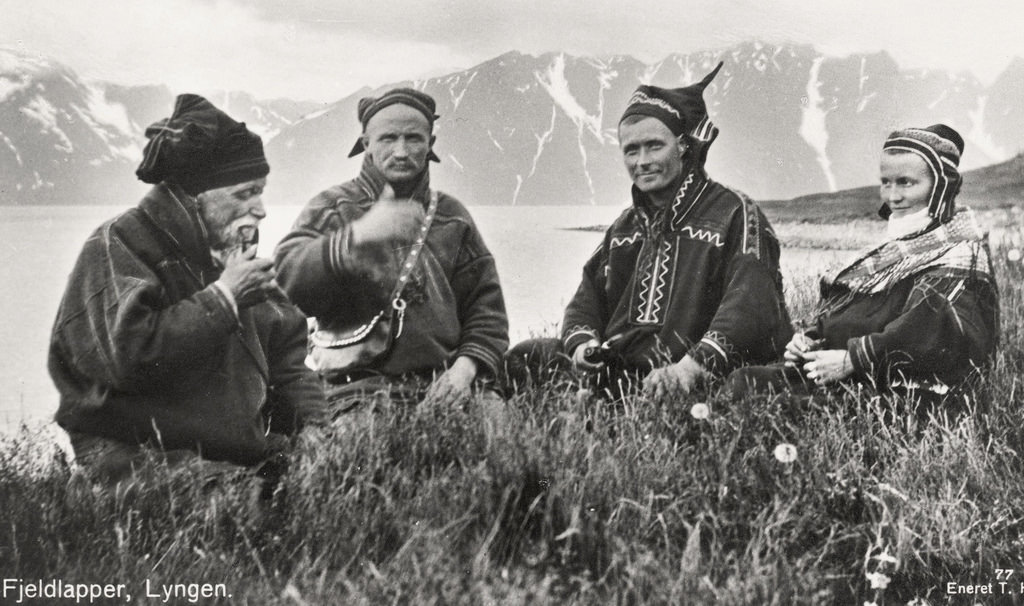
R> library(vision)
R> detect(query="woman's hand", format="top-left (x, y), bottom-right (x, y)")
top-left (800, 349), bottom-right (854, 385)
top-left (784, 331), bottom-right (824, 365)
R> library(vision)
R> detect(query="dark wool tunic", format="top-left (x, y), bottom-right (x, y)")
top-left (816, 250), bottom-right (998, 390)
top-left (562, 170), bottom-right (792, 376)
top-left (274, 164), bottom-right (508, 378)
top-left (49, 184), bottom-right (325, 465)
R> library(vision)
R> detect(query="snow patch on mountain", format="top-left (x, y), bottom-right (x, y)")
top-left (512, 175), bottom-right (523, 206)
top-left (450, 70), bottom-right (477, 111)
top-left (537, 54), bottom-right (603, 142)
top-left (0, 49), bottom-right (52, 102)
top-left (967, 96), bottom-right (1007, 163)
top-left (672, 55), bottom-right (696, 83)
top-left (0, 75), bottom-right (29, 103)
top-left (21, 97), bottom-right (74, 153)
top-left (576, 130), bottom-right (595, 202)
top-left (799, 57), bottom-right (837, 192)
top-left (1, 133), bottom-right (22, 166)
top-left (487, 129), bottom-right (504, 151)
top-left (640, 60), bottom-right (661, 85)
top-left (528, 105), bottom-right (557, 180)
top-left (927, 89), bottom-right (949, 110)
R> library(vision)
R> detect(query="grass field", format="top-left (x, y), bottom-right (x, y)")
top-left (2, 222), bottom-right (1023, 605)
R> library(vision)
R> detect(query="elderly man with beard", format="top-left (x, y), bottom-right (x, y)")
top-left (49, 94), bottom-right (325, 487)
top-left (275, 88), bottom-right (508, 413)
top-left (508, 63), bottom-right (792, 401)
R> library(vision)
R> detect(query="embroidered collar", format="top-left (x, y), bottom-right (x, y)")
top-left (630, 167), bottom-right (708, 232)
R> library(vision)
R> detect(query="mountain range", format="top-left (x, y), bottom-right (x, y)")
top-left (0, 48), bottom-right (321, 205)
top-left (2, 43), bottom-right (1022, 206)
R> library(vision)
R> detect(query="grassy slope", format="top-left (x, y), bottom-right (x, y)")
top-left (3, 232), bottom-right (1024, 604)
top-left (760, 153), bottom-right (1024, 224)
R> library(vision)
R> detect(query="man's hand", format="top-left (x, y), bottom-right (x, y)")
top-left (642, 355), bottom-right (710, 400)
top-left (424, 356), bottom-right (478, 407)
top-left (350, 183), bottom-right (426, 248)
top-left (783, 331), bottom-right (824, 366)
top-left (572, 338), bottom-right (604, 371)
top-left (218, 244), bottom-right (277, 309)
top-left (801, 349), bottom-right (854, 385)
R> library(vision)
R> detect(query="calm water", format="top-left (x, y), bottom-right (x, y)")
top-left (0, 204), bottom-right (625, 429)
top-left (0, 204), bottom-right (849, 430)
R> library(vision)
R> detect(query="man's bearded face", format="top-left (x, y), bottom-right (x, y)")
top-left (196, 177), bottom-right (267, 253)
top-left (362, 104), bottom-right (434, 185)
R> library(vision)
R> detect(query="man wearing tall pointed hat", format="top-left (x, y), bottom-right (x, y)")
top-left (49, 94), bottom-right (326, 486)
top-left (546, 63), bottom-right (792, 399)
top-left (275, 88), bottom-right (509, 411)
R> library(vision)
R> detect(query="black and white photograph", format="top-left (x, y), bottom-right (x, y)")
top-left (1, 1), bottom-right (1022, 603)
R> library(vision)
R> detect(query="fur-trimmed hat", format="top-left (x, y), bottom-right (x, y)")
top-left (879, 124), bottom-right (964, 222)
top-left (136, 94), bottom-right (269, 196)
top-left (348, 87), bottom-right (441, 162)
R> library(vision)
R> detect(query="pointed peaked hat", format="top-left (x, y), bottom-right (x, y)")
top-left (620, 61), bottom-right (723, 138)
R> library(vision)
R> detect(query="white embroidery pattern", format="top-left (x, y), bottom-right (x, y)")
top-left (627, 91), bottom-right (682, 120)
top-left (635, 239), bottom-right (673, 324)
top-left (669, 176), bottom-right (708, 231)
top-left (678, 226), bottom-right (724, 247)
top-left (610, 232), bottom-right (642, 249)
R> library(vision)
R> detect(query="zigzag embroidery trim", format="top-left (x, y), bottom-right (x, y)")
top-left (670, 177), bottom-right (709, 231)
top-left (610, 232), bottom-right (642, 249)
top-left (670, 172), bottom-right (695, 218)
top-left (565, 326), bottom-right (598, 343)
top-left (700, 331), bottom-right (740, 365)
top-left (700, 336), bottom-right (729, 362)
top-left (678, 226), bottom-right (724, 247)
top-left (636, 239), bottom-right (672, 324)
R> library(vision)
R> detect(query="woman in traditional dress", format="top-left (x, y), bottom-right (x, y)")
top-left (724, 124), bottom-right (999, 406)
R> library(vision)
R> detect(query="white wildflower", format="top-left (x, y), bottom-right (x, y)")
top-left (689, 402), bottom-right (711, 420)
top-left (871, 551), bottom-right (899, 566)
top-left (866, 571), bottom-right (891, 589)
top-left (1008, 249), bottom-right (1022, 262)
top-left (773, 443), bottom-right (798, 463)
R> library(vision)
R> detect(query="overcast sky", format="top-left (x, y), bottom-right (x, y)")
top-left (2, 0), bottom-right (1022, 102)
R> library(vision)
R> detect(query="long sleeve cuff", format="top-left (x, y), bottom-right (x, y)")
top-left (687, 330), bottom-right (741, 377)
top-left (457, 342), bottom-right (501, 379)
top-left (326, 225), bottom-right (352, 280)
top-left (846, 335), bottom-right (875, 375)
top-left (563, 326), bottom-right (600, 356)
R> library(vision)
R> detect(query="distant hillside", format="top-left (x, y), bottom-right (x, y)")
top-left (760, 153), bottom-right (1024, 223)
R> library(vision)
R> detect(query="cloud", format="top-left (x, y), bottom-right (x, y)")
top-left (1, 0), bottom-right (1021, 101)
top-left (1, 0), bottom-right (471, 101)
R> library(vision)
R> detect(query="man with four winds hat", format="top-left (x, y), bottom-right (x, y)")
top-left (554, 63), bottom-right (793, 399)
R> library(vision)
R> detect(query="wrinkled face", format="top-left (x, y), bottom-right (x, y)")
top-left (618, 116), bottom-right (687, 197)
top-left (196, 177), bottom-right (267, 252)
top-left (362, 104), bottom-right (435, 185)
top-left (879, 151), bottom-right (934, 219)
